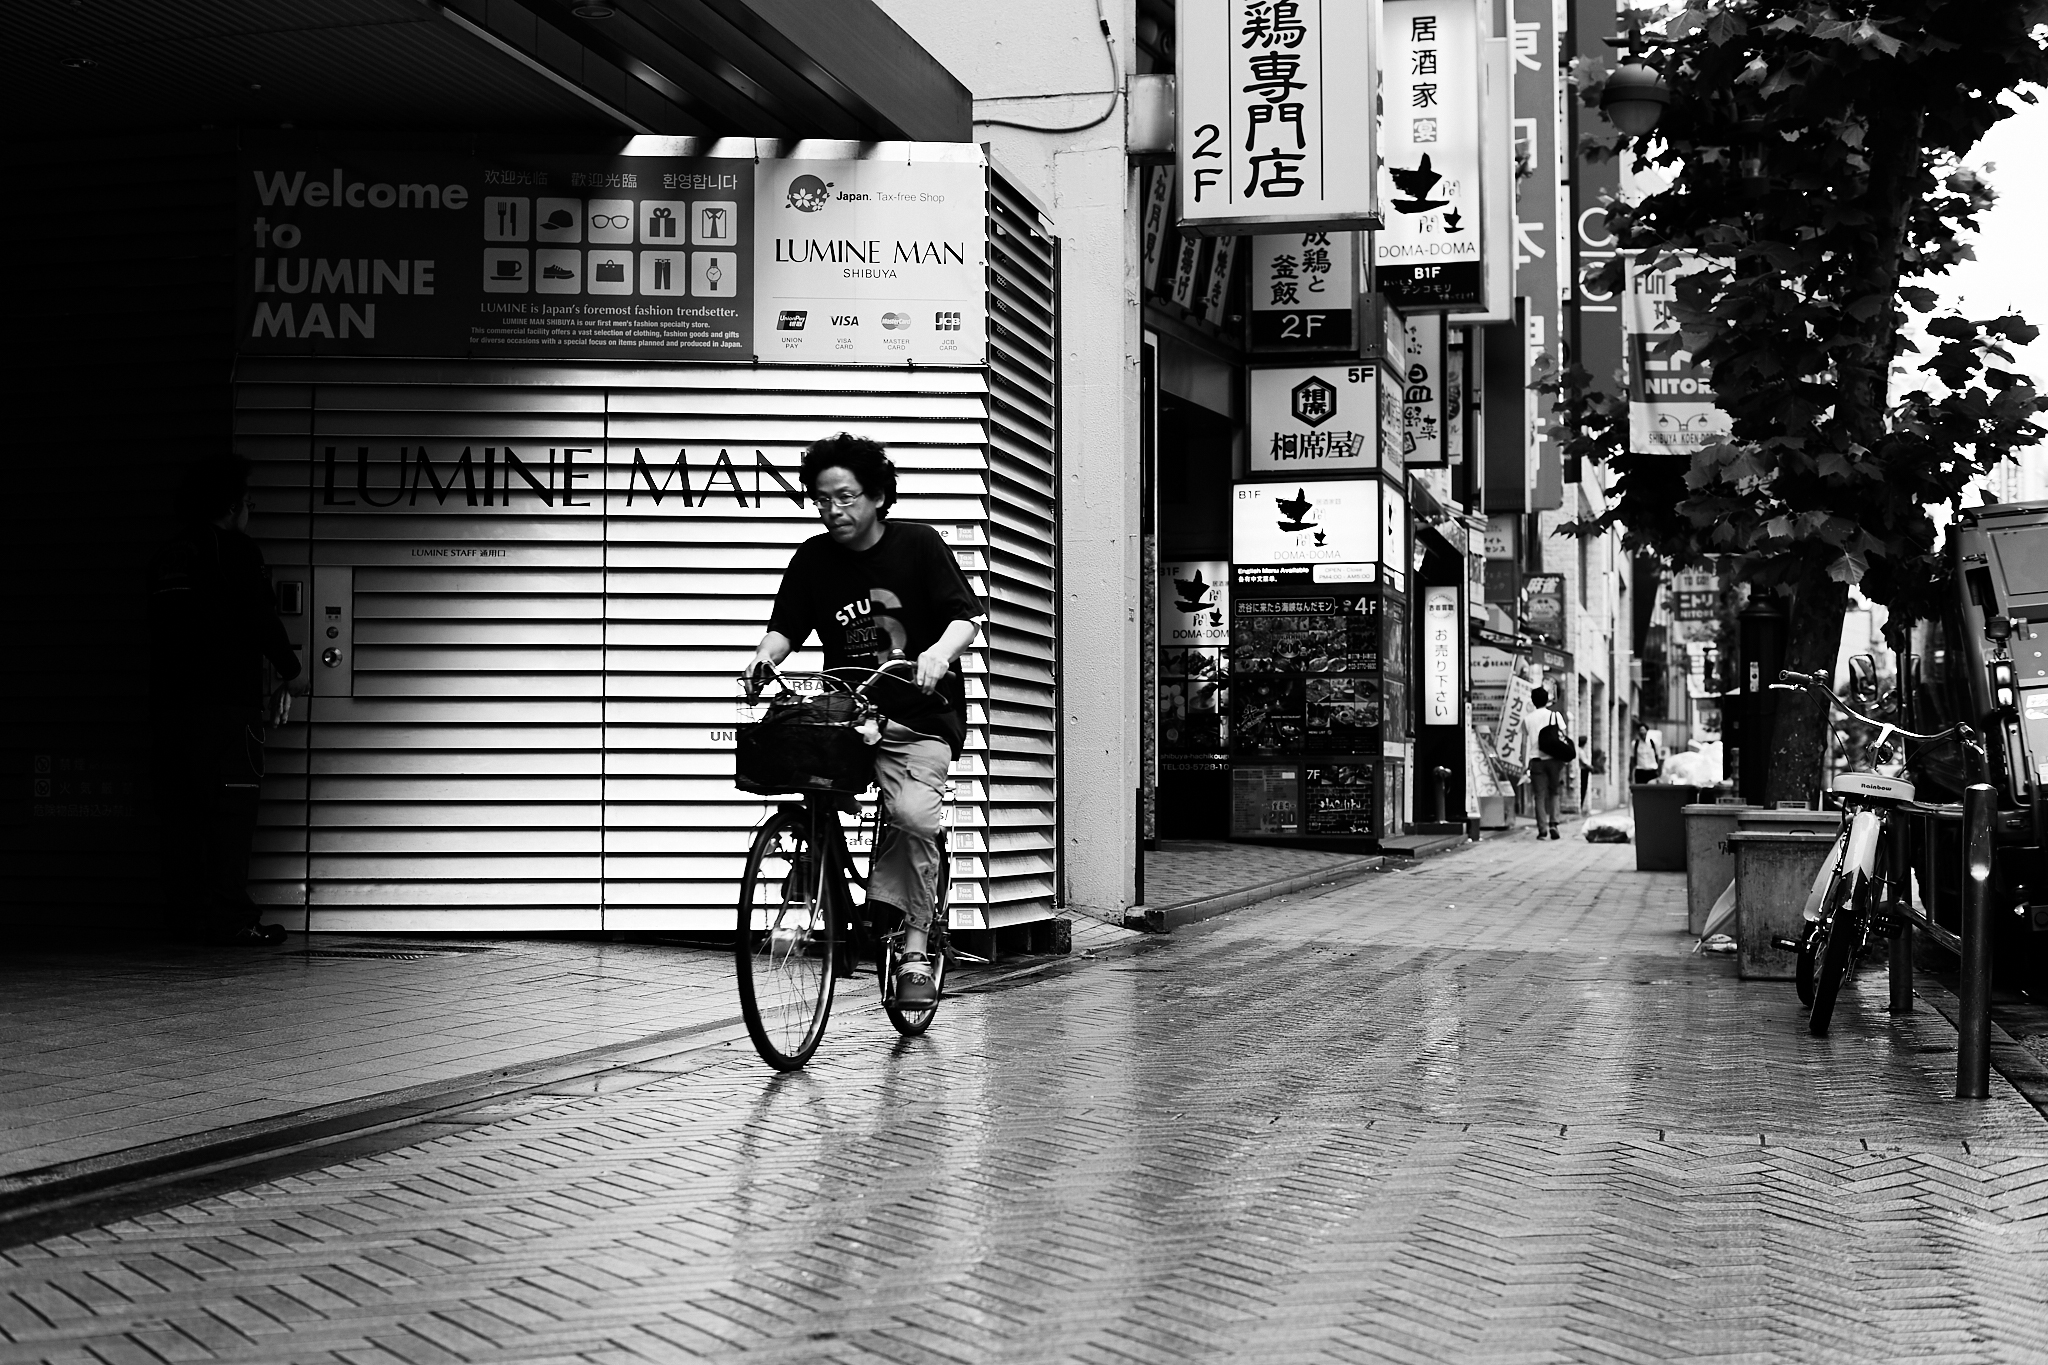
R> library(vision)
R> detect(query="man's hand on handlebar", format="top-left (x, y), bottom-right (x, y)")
top-left (913, 647), bottom-right (952, 693)
top-left (741, 659), bottom-right (775, 699)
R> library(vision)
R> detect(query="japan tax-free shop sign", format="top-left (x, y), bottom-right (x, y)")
top-left (1376, 0), bottom-right (1485, 311)
top-left (1176, 0), bottom-right (1381, 234)
top-left (234, 139), bottom-right (986, 365)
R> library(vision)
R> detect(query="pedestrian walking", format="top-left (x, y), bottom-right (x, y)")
top-left (1523, 686), bottom-right (1572, 839)
top-left (148, 455), bottom-right (301, 945)
top-left (1631, 719), bottom-right (1666, 786)
top-left (1577, 735), bottom-right (1594, 811)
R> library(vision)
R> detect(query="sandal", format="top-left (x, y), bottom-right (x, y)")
top-left (893, 951), bottom-right (936, 1007)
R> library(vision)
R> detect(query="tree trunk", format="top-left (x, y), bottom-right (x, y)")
top-left (1763, 573), bottom-right (1849, 806)
top-left (1755, 101), bottom-right (1922, 805)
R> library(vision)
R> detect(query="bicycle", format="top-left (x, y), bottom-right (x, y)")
top-left (731, 659), bottom-right (956, 1070)
top-left (1769, 668), bottom-right (1985, 1036)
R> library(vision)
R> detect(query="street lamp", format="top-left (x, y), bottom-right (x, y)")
top-left (1602, 61), bottom-right (1670, 136)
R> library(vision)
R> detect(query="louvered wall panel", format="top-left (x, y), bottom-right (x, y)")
top-left (237, 358), bottom-right (1010, 931)
top-left (982, 169), bottom-right (1062, 924)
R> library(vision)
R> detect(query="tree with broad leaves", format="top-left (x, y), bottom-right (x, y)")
top-left (1550, 0), bottom-right (2048, 804)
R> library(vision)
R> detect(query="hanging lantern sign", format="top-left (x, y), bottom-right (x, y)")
top-left (1375, 0), bottom-right (1486, 311)
top-left (1176, 0), bottom-right (1382, 235)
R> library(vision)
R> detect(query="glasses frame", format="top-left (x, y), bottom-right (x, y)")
top-left (806, 490), bottom-right (869, 510)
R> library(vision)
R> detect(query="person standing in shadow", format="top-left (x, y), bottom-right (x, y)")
top-left (149, 455), bottom-right (301, 945)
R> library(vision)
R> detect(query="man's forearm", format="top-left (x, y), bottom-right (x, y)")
top-left (932, 618), bottom-right (980, 664)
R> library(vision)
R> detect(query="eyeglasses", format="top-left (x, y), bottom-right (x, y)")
top-left (807, 490), bottom-right (867, 510)
top-left (590, 214), bottom-right (630, 229)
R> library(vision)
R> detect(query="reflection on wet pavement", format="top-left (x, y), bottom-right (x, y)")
top-left (3, 838), bottom-right (2045, 1362)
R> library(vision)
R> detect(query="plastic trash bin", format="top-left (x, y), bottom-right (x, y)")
top-left (1729, 830), bottom-right (1840, 980)
top-left (1631, 784), bottom-right (1700, 871)
top-left (1683, 803), bottom-right (1745, 935)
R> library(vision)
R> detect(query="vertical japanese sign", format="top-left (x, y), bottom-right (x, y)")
top-left (1249, 231), bottom-right (1356, 349)
top-left (1200, 235), bottom-right (1239, 325)
top-left (1512, 0), bottom-right (1566, 472)
top-left (1448, 37), bottom-right (1514, 324)
top-left (1141, 166), bottom-right (1175, 291)
top-left (1569, 0), bottom-right (1624, 395)
top-left (1523, 571), bottom-right (1566, 643)
top-left (1376, 0), bottom-right (1485, 310)
top-left (1422, 585), bottom-right (1460, 724)
top-left (1177, 0), bottom-right (1382, 234)
top-left (1625, 253), bottom-right (1731, 453)
top-left (1401, 313), bottom-right (1446, 466)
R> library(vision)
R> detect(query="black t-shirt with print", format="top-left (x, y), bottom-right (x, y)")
top-left (767, 521), bottom-right (984, 753)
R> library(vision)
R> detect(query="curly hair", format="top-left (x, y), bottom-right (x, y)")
top-left (799, 433), bottom-right (897, 516)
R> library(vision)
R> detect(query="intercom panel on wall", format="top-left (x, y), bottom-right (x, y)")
top-left (311, 566), bottom-right (354, 698)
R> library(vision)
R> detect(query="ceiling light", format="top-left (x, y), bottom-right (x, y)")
top-left (60, 56), bottom-right (98, 70)
top-left (571, 4), bottom-right (616, 16)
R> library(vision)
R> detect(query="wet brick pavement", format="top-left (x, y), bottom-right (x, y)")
top-left (4, 835), bottom-right (2047, 1362)
top-left (1140, 839), bottom-right (1380, 912)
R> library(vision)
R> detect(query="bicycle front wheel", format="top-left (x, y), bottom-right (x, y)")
top-left (736, 805), bottom-right (837, 1070)
top-left (1796, 863), bottom-right (1852, 1007)
top-left (1808, 871), bottom-right (1863, 1038)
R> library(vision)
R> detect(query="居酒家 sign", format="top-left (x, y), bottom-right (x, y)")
top-left (1375, 0), bottom-right (1485, 310)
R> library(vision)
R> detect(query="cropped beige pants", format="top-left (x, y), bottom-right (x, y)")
top-left (867, 721), bottom-right (952, 931)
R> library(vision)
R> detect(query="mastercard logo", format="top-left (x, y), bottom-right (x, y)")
top-left (881, 312), bottom-right (911, 331)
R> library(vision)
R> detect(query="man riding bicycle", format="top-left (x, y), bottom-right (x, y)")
top-left (743, 433), bottom-right (984, 1009)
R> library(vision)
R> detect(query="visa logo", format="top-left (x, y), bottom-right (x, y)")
top-left (831, 314), bottom-right (859, 326)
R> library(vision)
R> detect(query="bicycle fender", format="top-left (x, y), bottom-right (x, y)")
top-left (1801, 824), bottom-right (1855, 924)
top-left (1845, 809), bottom-right (1882, 884)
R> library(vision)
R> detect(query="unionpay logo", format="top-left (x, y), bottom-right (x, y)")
top-left (776, 311), bottom-right (808, 331)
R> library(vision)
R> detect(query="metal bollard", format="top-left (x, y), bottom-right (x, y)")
top-left (1433, 766), bottom-right (1453, 824)
top-left (1957, 783), bottom-right (1995, 1100)
top-left (1887, 817), bottom-right (1913, 1014)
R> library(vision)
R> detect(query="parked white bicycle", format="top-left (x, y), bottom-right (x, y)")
top-left (1769, 666), bottom-right (1986, 1036)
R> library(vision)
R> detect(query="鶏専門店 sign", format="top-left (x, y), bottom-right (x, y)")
top-left (1375, 0), bottom-right (1485, 310)
top-left (1175, 0), bottom-right (1381, 235)
top-left (233, 139), bottom-right (988, 365)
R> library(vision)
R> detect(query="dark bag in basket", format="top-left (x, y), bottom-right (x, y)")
top-left (735, 695), bottom-right (874, 795)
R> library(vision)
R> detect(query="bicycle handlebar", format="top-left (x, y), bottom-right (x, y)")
top-left (742, 657), bottom-right (918, 702)
top-left (1771, 669), bottom-right (1983, 753)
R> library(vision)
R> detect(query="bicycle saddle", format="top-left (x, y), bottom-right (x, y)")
top-left (1832, 771), bottom-right (1915, 803)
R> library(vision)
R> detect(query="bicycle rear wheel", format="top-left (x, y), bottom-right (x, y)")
top-left (1808, 871), bottom-right (1863, 1037)
top-left (735, 805), bottom-right (837, 1070)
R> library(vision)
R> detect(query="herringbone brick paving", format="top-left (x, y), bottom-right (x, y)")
top-left (4, 836), bottom-right (2045, 1362)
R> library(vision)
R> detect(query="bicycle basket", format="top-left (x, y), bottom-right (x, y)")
top-left (735, 694), bottom-right (875, 795)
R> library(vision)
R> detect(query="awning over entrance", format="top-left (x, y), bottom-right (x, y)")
top-left (14, 0), bottom-right (971, 141)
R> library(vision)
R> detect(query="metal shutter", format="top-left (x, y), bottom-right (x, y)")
top-left (237, 360), bottom-right (998, 931)
top-left (983, 168), bottom-right (1062, 925)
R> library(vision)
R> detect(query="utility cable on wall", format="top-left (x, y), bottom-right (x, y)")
top-left (973, 0), bottom-right (1122, 134)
